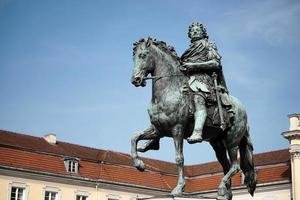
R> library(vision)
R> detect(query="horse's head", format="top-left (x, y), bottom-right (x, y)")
top-left (131, 38), bottom-right (155, 87)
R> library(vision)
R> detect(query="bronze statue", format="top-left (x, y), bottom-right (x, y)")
top-left (130, 22), bottom-right (256, 200)
top-left (180, 22), bottom-right (231, 143)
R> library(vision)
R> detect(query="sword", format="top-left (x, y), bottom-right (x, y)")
top-left (212, 72), bottom-right (225, 130)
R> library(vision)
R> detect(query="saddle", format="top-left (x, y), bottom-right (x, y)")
top-left (190, 89), bottom-right (234, 131)
top-left (206, 103), bottom-right (232, 129)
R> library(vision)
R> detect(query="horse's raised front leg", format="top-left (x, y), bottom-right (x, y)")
top-left (171, 125), bottom-right (185, 196)
top-left (131, 125), bottom-right (159, 171)
top-left (218, 146), bottom-right (240, 200)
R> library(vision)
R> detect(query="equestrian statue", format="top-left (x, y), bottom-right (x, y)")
top-left (130, 22), bottom-right (256, 200)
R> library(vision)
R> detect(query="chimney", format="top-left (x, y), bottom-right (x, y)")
top-left (43, 133), bottom-right (57, 145)
top-left (288, 113), bottom-right (300, 131)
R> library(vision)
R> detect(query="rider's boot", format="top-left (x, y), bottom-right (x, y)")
top-left (187, 96), bottom-right (207, 144)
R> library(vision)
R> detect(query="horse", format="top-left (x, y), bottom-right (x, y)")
top-left (130, 37), bottom-right (256, 200)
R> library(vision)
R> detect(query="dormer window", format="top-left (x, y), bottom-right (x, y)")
top-left (63, 158), bottom-right (79, 173)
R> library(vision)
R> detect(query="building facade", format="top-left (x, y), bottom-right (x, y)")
top-left (0, 114), bottom-right (299, 200)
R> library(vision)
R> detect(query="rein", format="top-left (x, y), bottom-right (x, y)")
top-left (144, 74), bottom-right (185, 81)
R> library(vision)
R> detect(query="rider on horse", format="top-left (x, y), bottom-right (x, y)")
top-left (138, 22), bottom-right (233, 152)
top-left (132, 23), bottom-right (256, 199)
top-left (180, 22), bottom-right (231, 143)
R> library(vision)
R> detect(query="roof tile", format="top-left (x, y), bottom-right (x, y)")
top-left (0, 130), bottom-right (291, 193)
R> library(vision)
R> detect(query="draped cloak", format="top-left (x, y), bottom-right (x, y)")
top-left (180, 38), bottom-right (228, 94)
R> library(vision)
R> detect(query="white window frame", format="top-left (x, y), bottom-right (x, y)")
top-left (42, 186), bottom-right (61, 200)
top-left (63, 158), bottom-right (79, 173)
top-left (74, 190), bottom-right (90, 200)
top-left (8, 182), bottom-right (29, 200)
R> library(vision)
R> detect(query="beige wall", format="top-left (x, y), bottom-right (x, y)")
top-left (0, 174), bottom-right (150, 200)
top-left (0, 174), bottom-right (292, 200)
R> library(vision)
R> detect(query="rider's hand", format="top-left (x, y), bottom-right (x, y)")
top-left (179, 65), bottom-right (188, 72)
top-left (183, 63), bottom-right (195, 72)
top-left (180, 63), bottom-right (192, 73)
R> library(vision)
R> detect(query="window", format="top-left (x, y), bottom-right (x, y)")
top-left (74, 190), bottom-right (90, 200)
top-left (9, 182), bottom-right (28, 200)
top-left (43, 187), bottom-right (60, 200)
top-left (10, 187), bottom-right (25, 200)
top-left (44, 191), bottom-right (58, 200)
top-left (68, 160), bottom-right (77, 173)
top-left (63, 158), bottom-right (79, 173)
top-left (76, 195), bottom-right (88, 200)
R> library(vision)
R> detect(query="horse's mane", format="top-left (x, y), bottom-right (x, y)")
top-left (133, 37), bottom-right (180, 61)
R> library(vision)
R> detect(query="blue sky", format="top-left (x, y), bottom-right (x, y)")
top-left (0, 0), bottom-right (299, 164)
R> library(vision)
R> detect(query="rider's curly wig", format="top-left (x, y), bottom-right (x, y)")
top-left (188, 22), bottom-right (208, 39)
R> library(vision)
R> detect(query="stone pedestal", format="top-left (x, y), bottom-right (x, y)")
top-left (137, 195), bottom-right (216, 200)
top-left (139, 198), bottom-right (213, 200)
top-left (282, 114), bottom-right (300, 200)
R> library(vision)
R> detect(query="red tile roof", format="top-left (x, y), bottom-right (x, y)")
top-left (0, 130), bottom-right (291, 193)
top-left (186, 148), bottom-right (290, 177)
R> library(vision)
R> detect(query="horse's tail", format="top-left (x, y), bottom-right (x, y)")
top-left (239, 125), bottom-right (256, 196)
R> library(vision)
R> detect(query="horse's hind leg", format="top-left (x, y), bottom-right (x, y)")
top-left (171, 124), bottom-right (185, 195)
top-left (211, 140), bottom-right (230, 174)
top-left (131, 125), bottom-right (159, 171)
top-left (210, 140), bottom-right (232, 199)
top-left (218, 145), bottom-right (240, 200)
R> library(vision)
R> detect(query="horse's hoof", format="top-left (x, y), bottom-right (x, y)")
top-left (217, 194), bottom-right (231, 200)
top-left (133, 159), bottom-right (145, 171)
top-left (217, 196), bottom-right (228, 200)
top-left (137, 143), bottom-right (148, 152)
top-left (217, 187), bottom-right (231, 200)
top-left (171, 184), bottom-right (185, 196)
top-left (171, 189), bottom-right (182, 196)
top-left (137, 140), bottom-right (159, 152)
top-left (218, 186), bottom-right (226, 196)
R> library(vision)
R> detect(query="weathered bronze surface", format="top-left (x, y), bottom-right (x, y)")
top-left (130, 22), bottom-right (256, 200)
